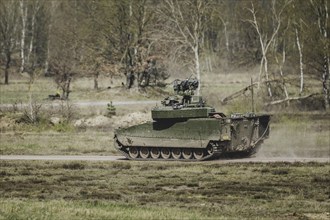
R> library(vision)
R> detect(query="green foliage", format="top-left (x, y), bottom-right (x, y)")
top-left (106, 101), bottom-right (116, 117)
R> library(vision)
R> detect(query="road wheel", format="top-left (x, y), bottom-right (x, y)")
top-left (140, 148), bottom-right (150, 159)
top-left (193, 149), bottom-right (204, 160)
top-left (129, 147), bottom-right (139, 159)
top-left (150, 148), bottom-right (160, 159)
top-left (161, 148), bottom-right (171, 159)
top-left (171, 148), bottom-right (182, 160)
top-left (182, 149), bottom-right (192, 159)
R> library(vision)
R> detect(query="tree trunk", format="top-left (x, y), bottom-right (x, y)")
top-left (220, 17), bottom-right (229, 52)
top-left (44, 0), bottom-right (55, 76)
top-left (126, 71), bottom-right (134, 89)
top-left (317, 0), bottom-right (330, 110)
top-left (194, 46), bottom-right (201, 96)
top-left (4, 52), bottom-right (11, 85)
top-left (275, 46), bottom-right (289, 99)
top-left (19, 0), bottom-right (27, 73)
top-left (259, 53), bottom-right (273, 97)
top-left (28, 83), bottom-right (35, 123)
top-left (65, 77), bottom-right (72, 100)
top-left (27, 6), bottom-right (37, 66)
top-left (295, 28), bottom-right (304, 94)
top-left (280, 49), bottom-right (289, 99)
top-left (4, 67), bottom-right (9, 85)
top-left (323, 1), bottom-right (329, 110)
top-left (264, 56), bottom-right (272, 97)
top-left (94, 72), bottom-right (99, 90)
top-left (258, 56), bottom-right (264, 88)
top-left (322, 55), bottom-right (330, 110)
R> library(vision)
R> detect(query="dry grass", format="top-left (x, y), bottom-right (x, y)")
top-left (0, 130), bottom-right (117, 155)
top-left (0, 75), bottom-right (161, 104)
top-left (0, 160), bottom-right (329, 219)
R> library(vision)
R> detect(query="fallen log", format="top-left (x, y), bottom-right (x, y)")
top-left (220, 79), bottom-right (296, 104)
top-left (221, 83), bottom-right (257, 104)
top-left (264, 93), bottom-right (319, 106)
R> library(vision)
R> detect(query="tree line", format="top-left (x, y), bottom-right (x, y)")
top-left (0, 0), bottom-right (329, 110)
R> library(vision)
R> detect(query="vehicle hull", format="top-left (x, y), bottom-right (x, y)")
top-left (114, 114), bottom-right (270, 161)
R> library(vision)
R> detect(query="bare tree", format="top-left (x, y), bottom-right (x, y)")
top-left (0, 0), bottom-right (19, 84)
top-left (44, 0), bottom-right (57, 76)
top-left (19, 0), bottom-right (43, 74)
top-left (157, 0), bottom-right (211, 95)
top-left (47, 0), bottom-right (81, 99)
top-left (246, 1), bottom-right (291, 97)
top-left (26, 0), bottom-right (42, 68)
top-left (19, 0), bottom-right (27, 73)
top-left (310, 0), bottom-right (329, 110)
top-left (274, 42), bottom-right (289, 99)
top-left (295, 27), bottom-right (304, 94)
top-left (124, 0), bottom-right (156, 88)
top-left (50, 57), bottom-right (76, 100)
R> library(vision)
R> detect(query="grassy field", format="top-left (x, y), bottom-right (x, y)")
top-left (0, 130), bottom-right (116, 155)
top-left (0, 75), bottom-right (164, 104)
top-left (0, 83), bottom-right (160, 104)
top-left (1, 73), bottom-right (329, 219)
top-left (1, 160), bottom-right (329, 219)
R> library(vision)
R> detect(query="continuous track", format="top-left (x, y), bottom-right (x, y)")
top-left (114, 136), bottom-right (265, 161)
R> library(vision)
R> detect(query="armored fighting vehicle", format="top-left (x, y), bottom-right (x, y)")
top-left (114, 78), bottom-right (270, 161)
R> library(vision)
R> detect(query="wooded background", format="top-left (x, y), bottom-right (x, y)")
top-left (0, 0), bottom-right (329, 110)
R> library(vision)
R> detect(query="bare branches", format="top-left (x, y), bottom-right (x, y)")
top-left (246, 0), bottom-right (292, 99)
top-left (156, 0), bottom-right (211, 95)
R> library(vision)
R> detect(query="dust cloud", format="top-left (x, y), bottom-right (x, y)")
top-left (256, 119), bottom-right (330, 159)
